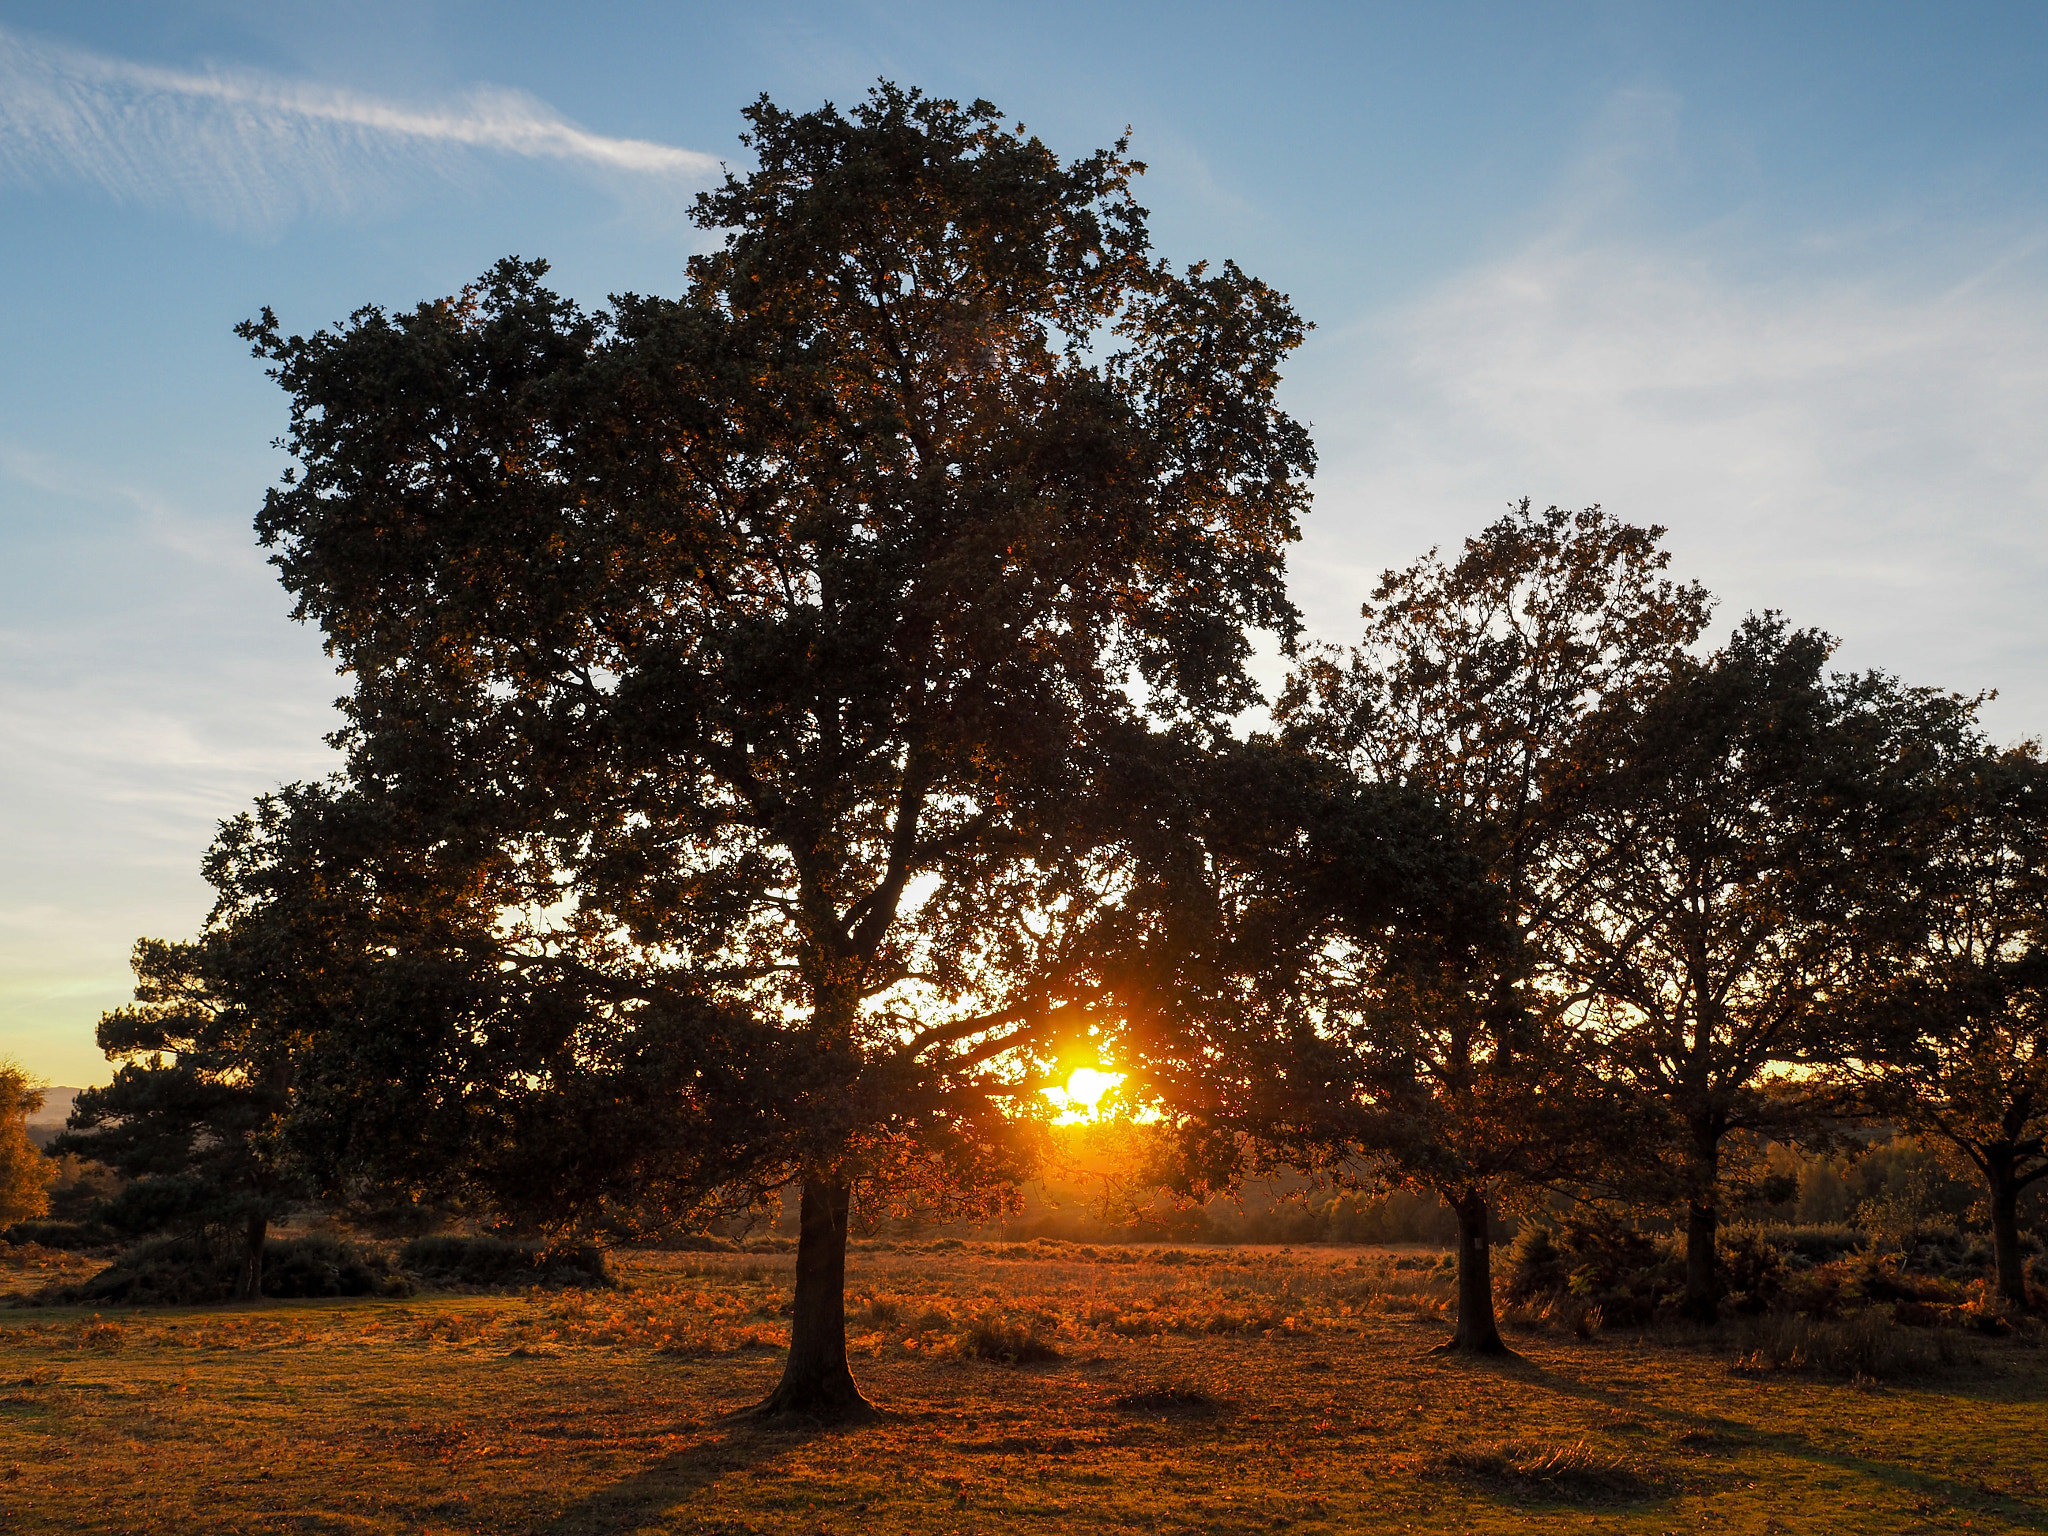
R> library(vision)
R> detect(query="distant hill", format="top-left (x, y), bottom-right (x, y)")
top-left (24, 1087), bottom-right (80, 1150)
top-left (26, 1088), bottom-right (79, 1129)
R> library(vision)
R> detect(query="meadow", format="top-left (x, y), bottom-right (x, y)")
top-left (1, 1240), bottom-right (2043, 1535)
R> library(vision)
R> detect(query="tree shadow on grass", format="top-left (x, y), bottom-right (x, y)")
top-left (533, 1411), bottom-right (878, 1536)
top-left (1483, 1345), bottom-right (2048, 1531)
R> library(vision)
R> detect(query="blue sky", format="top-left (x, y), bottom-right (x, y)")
top-left (5, 1), bottom-right (2048, 1085)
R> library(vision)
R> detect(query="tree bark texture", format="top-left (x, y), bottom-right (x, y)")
top-left (1683, 1119), bottom-right (1721, 1324)
top-left (239, 1211), bottom-right (267, 1302)
top-left (1987, 1162), bottom-right (2028, 1308)
top-left (755, 1178), bottom-right (868, 1417)
top-left (1440, 1188), bottom-right (1510, 1355)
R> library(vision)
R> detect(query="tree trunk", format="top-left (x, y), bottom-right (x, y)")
top-left (1987, 1161), bottom-right (2027, 1309)
top-left (238, 1211), bottom-right (267, 1302)
top-left (754, 1177), bottom-right (868, 1417)
top-left (1437, 1188), bottom-right (1510, 1355)
top-left (1682, 1118), bottom-right (1721, 1324)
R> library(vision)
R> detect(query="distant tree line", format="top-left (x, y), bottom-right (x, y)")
top-left (47, 83), bottom-right (2048, 1409)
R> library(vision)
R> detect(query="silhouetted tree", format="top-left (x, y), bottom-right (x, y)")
top-left (1272, 502), bottom-right (1710, 1353)
top-left (55, 941), bottom-right (300, 1298)
top-left (1558, 616), bottom-right (1968, 1321)
top-left (1847, 740), bottom-right (2048, 1306)
top-left (1065, 732), bottom-right (1492, 1237)
top-left (236, 84), bottom-right (1313, 1414)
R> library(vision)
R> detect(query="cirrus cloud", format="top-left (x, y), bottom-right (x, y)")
top-left (0, 25), bottom-right (721, 232)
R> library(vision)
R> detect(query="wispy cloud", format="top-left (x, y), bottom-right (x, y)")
top-left (1298, 103), bottom-right (2048, 739)
top-left (0, 26), bottom-right (721, 232)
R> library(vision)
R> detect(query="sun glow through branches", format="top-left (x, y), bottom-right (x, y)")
top-left (1047, 1066), bottom-right (1125, 1122)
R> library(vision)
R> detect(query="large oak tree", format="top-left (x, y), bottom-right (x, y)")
top-left (238, 85), bottom-right (1314, 1414)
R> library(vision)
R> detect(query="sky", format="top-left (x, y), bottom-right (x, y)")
top-left (4, 1), bottom-right (2047, 1086)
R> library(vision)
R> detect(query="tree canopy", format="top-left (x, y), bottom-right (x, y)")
top-left (1261, 501), bottom-right (1713, 1352)
top-left (231, 83), bottom-right (1317, 1413)
top-left (1843, 739), bottom-right (2048, 1304)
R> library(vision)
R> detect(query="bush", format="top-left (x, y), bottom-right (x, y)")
top-left (262, 1236), bottom-right (413, 1299)
top-left (1723, 1223), bottom-right (1865, 1265)
top-left (1506, 1221), bottom-right (1683, 1325)
top-left (963, 1305), bottom-right (1062, 1364)
top-left (1723, 1311), bottom-right (1979, 1380)
top-left (27, 1233), bottom-right (408, 1306)
top-left (398, 1235), bottom-right (612, 1289)
top-left (1717, 1228), bottom-right (1788, 1314)
top-left (4, 1220), bottom-right (119, 1251)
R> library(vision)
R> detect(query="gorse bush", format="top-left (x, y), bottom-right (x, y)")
top-left (262, 1236), bottom-right (413, 1299)
top-left (1507, 1222), bottom-right (1889, 1323)
top-left (1721, 1223), bottom-right (1865, 1265)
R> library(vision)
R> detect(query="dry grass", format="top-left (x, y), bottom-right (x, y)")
top-left (0, 1240), bottom-right (2044, 1533)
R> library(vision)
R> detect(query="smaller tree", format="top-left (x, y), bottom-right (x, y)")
top-left (1558, 616), bottom-right (1966, 1321)
top-left (55, 940), bottom-right (299, 1300)
top-left (1269, 501), bottom-right (1711, 1352)
top-left (0, 1064), bottom-right (53, 1228)
top-left (1851, 742), bottom-right (2048, 1306)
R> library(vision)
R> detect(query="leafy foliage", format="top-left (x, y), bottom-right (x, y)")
top-left (229, 82), bottom-right (1317, 1411)
top-left (1844, 739), bottom-right (2048, 1302)
top-left (1264, 501), bottom-right (1712, 1349)
top-left (0, 1065), bottom-right (53, 1228)
top-left (53, 941), bottom-right (301, 1299)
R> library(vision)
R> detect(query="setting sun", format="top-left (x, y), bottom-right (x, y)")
top-left (1047, 1065), bottom-right (1125, 1121)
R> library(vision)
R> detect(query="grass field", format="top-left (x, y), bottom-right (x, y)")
top-left (1, 1241), bottom-right (2043, 1534)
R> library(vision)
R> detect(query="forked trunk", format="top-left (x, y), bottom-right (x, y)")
top-left (1438, 1188), bottom-right (1509, 1355)
top-left (1987, 1161), bottom-right (2028, 1309)
top-left (1682, 1119), bottom-right (1721, 1324)
top-left (755, 1177), bottom-right (868, 1417)
top-left (238, 1211), bottom-right (267, 1302)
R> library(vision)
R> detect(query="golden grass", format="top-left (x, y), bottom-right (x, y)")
top-left (0, 1241), bottom-right (2043, 1533)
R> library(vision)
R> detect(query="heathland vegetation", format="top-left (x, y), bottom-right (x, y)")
top-left (4, 80), bottom-right (2046, 1533)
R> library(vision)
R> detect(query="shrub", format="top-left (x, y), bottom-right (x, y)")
top-left (261, 1236), bottom-right (412, 1299)
top-left (1724, 1311), bottom-right (1979, 1379)
top-left (1722, 1223), bottom-right (1864, 1266)
top-left (963, 1306), bottom-right (1062, 1364)
top-left (1717, 1228), bottom-right (1788, 1314)
top-left (4, 1220), bottom-right (119, 1251)
top-left (398, 1235), bottom-right (612, 1289)
top-left (1429, 1440), bottom-right (1654, 1501)
top-left (29, 1233), bottom-right (408, 1306)
top-left (1506, 1222), bottom-right (1682, 1325)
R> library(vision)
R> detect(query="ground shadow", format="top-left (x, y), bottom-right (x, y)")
top-left (534, 1410), bottom-right (879, 1535)
top-left (1471, 1344), bottom-right (2048, 1531)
